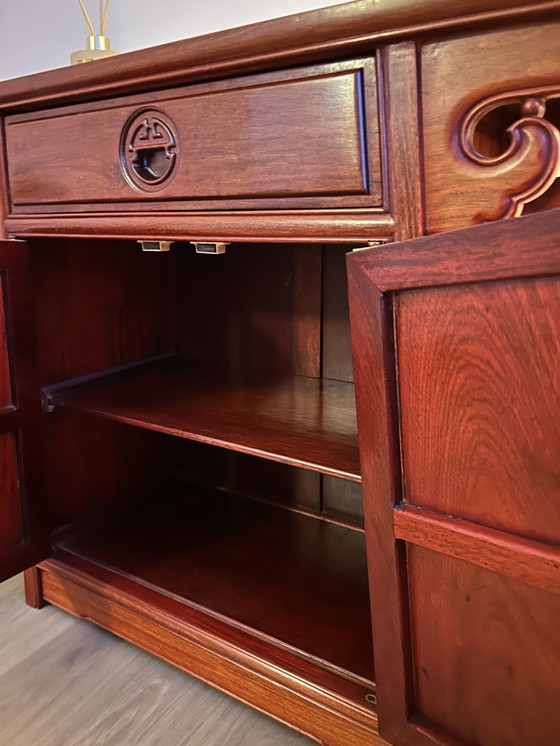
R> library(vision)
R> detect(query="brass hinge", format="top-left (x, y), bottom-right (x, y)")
top-left (191, 241), bottom-right (229, 255)
top-left (138, 240), bottom-right (174, 252)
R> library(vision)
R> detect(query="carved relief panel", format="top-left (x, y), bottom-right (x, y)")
top-left (421, 22), bottom-right (560, 234)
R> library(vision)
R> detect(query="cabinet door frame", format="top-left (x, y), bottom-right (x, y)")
top-left (0, 238), bottom-right (48, 581)
top-left (347, 208), bottom-right (560, 746)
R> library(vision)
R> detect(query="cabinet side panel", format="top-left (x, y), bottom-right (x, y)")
top-left (398, 277), bottom-right (560, 544)
top-left (30, 238), bottom-right (176, 384)
top-left (408, 545), bottom-right (560, 746)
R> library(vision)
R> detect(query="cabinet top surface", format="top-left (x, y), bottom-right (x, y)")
top-left (0, 0), bottom-right (558, 112)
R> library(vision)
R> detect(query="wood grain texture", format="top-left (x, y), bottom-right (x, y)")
top-left (395, 505), bottom-right (560, 595)
top-left (4, 211), bottom-right (396, 244)
top-left (57, 486), bottom-right (374, 685)
top-left (29, 238), bottom-right (175, 385)
top-left (0, 574), bottom-right (316, 746)
top-left (168, 439), bottom-right (325, 518)
top-left (397, 276), bottom-right (560, 544)
top-left (22, 566), bottom-right (45, 609)
top-left (0, 240), bottom-right (47, 581)
top-left (38, 558), bottom-right (385, 746)
top-left (349, 210), bottom-right (560, 745)
top-left (6, 60), bottom-right (380, 212)
top-left (177, 242), bottom-right (300, 381)
top-left (422, 20), bottom-right (560, 233)
top-left (0, 119), bottom-right (9, 239)
top-left (408, 546), bottom-right (560, 746)
top-left (322, 246), bottom-right (354, 382)
top-left (0, 433), bottom-right (21, 551)
top-left (54, 358), bottom-right (360, 482)
top-left (293, 245), bottom-right (322, 378)
top-left (349, 205), bottom-right (560, 291)
top-left (379, 42), bottom-right (424, 240)
top-left (0, 283), bottom-right (12, 407)
top-left (347, 257), bottom-right (411, 744)
top-left (0, 0), bottom-right (557, 112)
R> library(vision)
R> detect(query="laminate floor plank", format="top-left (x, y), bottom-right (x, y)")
top-left (0, 575), bottom-right (315, 746)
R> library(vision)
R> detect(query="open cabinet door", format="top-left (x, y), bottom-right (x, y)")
top-left (0, 239), bottom-right (47, 582)
top-left (348, 208), bottom-right (560, 746)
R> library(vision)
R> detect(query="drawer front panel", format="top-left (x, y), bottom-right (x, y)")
top-left (6, 59), bottom-right (381, 212)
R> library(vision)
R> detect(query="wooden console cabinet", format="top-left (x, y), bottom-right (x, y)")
top-left (1, 2), bottom-right (560, 744)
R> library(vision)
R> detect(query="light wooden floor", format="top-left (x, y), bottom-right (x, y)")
top-left (0, 574), bottom-right (315, 746)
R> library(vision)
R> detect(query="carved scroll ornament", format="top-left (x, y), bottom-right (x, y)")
top-left (459, 89), bottom-right (560, 222)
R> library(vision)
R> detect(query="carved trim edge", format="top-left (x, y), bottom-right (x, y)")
top-left (459, 87), bottom-right (560, 219)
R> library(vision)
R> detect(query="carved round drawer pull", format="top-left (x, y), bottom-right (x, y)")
top-left (120, 109), bottom-right (179, 192)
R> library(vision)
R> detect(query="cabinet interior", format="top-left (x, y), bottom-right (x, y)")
top-left (29, 237), bottom-right (374, 700)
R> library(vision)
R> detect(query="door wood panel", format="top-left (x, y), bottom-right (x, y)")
top-left (348, 207), bottom-right (560, 746)
top-left (398, 276), bottom-right (560, 544)
top-left (0, 239), bottom-right (47, 581)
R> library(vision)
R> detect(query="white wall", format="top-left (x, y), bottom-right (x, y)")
top-left (0, 0), bottom-right (349, 81)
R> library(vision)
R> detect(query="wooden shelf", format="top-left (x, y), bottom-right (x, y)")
top-left (56, 485), bottom-right (374, 687)
top-left (53, 358), bottom-right (360, 482)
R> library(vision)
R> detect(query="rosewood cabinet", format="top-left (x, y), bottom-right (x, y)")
top-left (1, 2), bottom-right (560, 745)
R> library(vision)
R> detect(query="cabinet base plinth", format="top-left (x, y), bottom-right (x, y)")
top-left (35, 558), bottom-right (387, 746)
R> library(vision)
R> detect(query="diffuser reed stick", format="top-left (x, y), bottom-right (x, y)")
top-left (71, 0), bottom-right (118, 65)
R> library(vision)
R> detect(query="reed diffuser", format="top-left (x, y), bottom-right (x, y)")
top-left (71, 0), bottom-right (118, 64)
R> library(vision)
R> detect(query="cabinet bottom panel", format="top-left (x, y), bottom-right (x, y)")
top-left (35, 557), bottom-right (386, 746)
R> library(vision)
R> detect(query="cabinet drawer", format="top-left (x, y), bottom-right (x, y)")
top-left (5, 58), bottom-right (381, 214)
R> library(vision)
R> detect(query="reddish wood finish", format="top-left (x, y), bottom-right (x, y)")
top-left (395, 506), bottom-right (560, 596)
top-left (0, 0), bottom-right (555, 112)
top-left (4, 210), bottom-right (396, 244)
top-left (0, 433), bottom-right (21, 550)
top-left (352, 205), bottom-right (560, 291)
top-left (0, 283), bottom-right (12, 407)
top-left (29, 238), bottom-right (175, 385)
top-left (0, 239), bottom-right (47, 582)
top-left (348, 207), bottom-right (560, 745)
top-left (347, 257), bottom-right (412, 746)
top-left (2, 4), bottom-right (560, 746)
top-left (5, 59), bottom-right (380, 212)
top-left (408, 547), bottom-right (560, 746)
top-left (57, 486), bottom-right (373, 685)
top-left (23, 565), bottom-right (45, 608)
top-left (398, 276), bottom-right (560, 543)
top-left (422, 21), bottom-right (560, 233)
top-left (379, 42), bottom-right (424, 241)
top-left (53, 358), bottom-right (360, 482)
top-left (38, 556), bottom-right (385, 746)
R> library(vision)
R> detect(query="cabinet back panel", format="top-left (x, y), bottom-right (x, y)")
top-left (178, 244), bottom-right (314, 379)
top-left (169, 439), bottom-right (364, 527)
top-left (398, 276), bottom-right (560, 544)
top-left (29, 238), bottom-right (176, 386)
top-left (408, 545), bottom-right (560, 746)
top-left (169, 439), bottom-right (321, 513)
top-left (322, 246), bottom-right (354, 383)
top-left (322, 476), bottom-right (363, 525)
